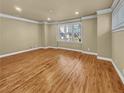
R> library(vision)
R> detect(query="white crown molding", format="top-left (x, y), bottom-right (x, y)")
top-left (45, 15), bottom-right (97, 25)
top-left (58, 15), bottom-right (97, 23)
top-left (0, 13), bottom-right (41, 24)
top-left (0, 13), bottom-right (97, 25)
top-left (97, 8), bottom-right (112, 15)
top-left (43, 18), bottom-right (81, 25)
top-left (81, 15), bottom-right (97, 20)
top-left (39, 21), bottom-right (47, 24)
top-left (111, 0), bottom-right (120, 10)
top-left (44, 22), bottom-right (58, 25)
top-left (0, 10), bottom-right (111, 25)
top-left (56, 18), bottom-right (81, 24)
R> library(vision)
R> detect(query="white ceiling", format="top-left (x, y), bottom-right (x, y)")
top-left (0, 0), bottom-right (113, 21)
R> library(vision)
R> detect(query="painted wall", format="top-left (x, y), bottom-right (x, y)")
top-left (0, 17), bottom-right (97, 55)
top-left (46, 23), bottom-right (83, 50)
top-left (112, 0), bottom-right (124, 76)
top-left (47, 24), bottom-right (58, 47)
top-left (0, 17), bottom-right (44, 55)
top-left (40, 24), bottom-right (45, 47)
top-left (0, 14), bottom-right (112, 60)
top-left (0, 18), bottom-right (2, 54)
top-left (112, 31), bottom-right (124, 74)
top-left (97, 13), bottom-right (112, 58)
top-left (46, 18), bottom-right (97, 52)
top-left (57, 41), bottom-right (82, 50)
top-left (81, 18), bottom-right (97, 52)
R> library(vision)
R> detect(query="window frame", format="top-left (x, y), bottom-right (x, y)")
top-left (57, 22), bottom-right (82, 43)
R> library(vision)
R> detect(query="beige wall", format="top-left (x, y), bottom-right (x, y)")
top-left (97, 13), bottom-right (112, 58)
top-left (0, 17), bottom-right (44, 55)
top-left (0, 17), bottom-right (97, 55)
top-left (112, 0), bottom-right (124, 77)
top-left (57, 41), bottom-right (82, 50)
top-left (0, 18), bottom-right (2, 55)
top-left (46, 19), bottom-right (97, 52)
top-left (0, 15), bottom-right (112, 59)
top-left (112, 31), bottom-right (124, 72)
top-left (40, 24), bottom-right (45, 47)
top-left (81, 18), bottom-right (97, 52)
top-left (47, 24), bottom-right (58, 47)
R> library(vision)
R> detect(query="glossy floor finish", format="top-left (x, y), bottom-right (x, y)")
top-left (0, 48), bottom-right (124, 93)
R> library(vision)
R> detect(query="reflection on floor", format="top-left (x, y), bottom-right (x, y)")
top-left (0, 48), bottom-right (124, 93)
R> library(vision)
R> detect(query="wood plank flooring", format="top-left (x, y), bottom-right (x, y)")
top-left (0, 48), bottom-right (124, 93)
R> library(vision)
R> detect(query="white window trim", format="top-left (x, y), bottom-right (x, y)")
top-left (57, 22), bottom-right (83, 43)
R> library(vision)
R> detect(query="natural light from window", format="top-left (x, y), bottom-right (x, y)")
top-left (58, 22), bottom-right (82, 43)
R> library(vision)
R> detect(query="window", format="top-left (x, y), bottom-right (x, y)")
top-left (58, 22), bottom-right (82, 42)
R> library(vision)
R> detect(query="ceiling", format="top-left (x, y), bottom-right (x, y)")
top-left (0, 0), bottom-right (113, 22)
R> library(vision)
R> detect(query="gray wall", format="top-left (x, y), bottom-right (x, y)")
top-left (0, 17), bottom-right (44, 55)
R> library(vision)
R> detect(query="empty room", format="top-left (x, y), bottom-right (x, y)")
top-left (0, 0), bottom-right (124, 93)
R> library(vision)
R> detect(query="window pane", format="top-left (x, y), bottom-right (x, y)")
top-left (59, 25), bottom-right (66, 40)
top-left (59, 22), bottom-right (81, 42)
top-left (72, 24), bottom-right (81, 42)
top-left (66, 24), bottom-right (73, 41)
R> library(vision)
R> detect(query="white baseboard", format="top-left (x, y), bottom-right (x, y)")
top-left (111, 60), bottom-right (124, 84)
top-left (97, 56), bottom-right (112, 62)
top-left (97, 56), bottom-right (124, 84)
top-left (47, 46), bottom-right (98, 56)
top-left (0, 46), bottom-right (97, 58)
top-left (81, 51), bottom-right (98, 56)
top-left (0, 47), bottom-right (45, 58)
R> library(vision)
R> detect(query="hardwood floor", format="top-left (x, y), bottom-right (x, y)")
top-left (0, 48), bottom-right (124, 93)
